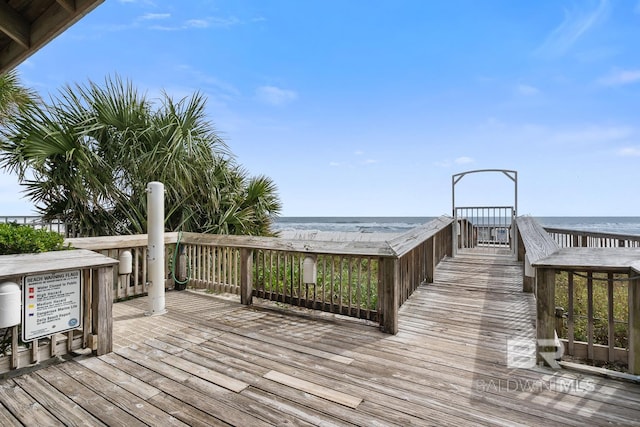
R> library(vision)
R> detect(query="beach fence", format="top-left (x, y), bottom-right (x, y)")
top-left (0, 216), bottom-right (72, 237)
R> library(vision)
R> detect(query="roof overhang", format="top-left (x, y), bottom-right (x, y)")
top-left (0, 0), bottom-right (104, 73)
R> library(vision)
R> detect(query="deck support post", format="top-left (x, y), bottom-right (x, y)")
top-left (629, 273), bottom-right (640, 375)
top-left (379, 257), bottom-right (399, 334)
top-left (92, 266), bottom-right (113, 356)
top-left (240, 248), bottom-right (253, 306)
top-left (536, 267), bottom-right (557, 367)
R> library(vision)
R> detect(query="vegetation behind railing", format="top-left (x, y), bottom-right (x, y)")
top-left (555, 271), bottom-right (630, 367)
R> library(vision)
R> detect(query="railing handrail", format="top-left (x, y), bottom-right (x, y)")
top-left (516, 215), bottom-right (559, 264)
top-left (386, 215), bottom-right (452, 257)
top-left (66, 215), bottom-right (454, 259)
top-left (453, 205), bottom-right (515, 211)
top-left (531, 247), bottom-right (640, 275)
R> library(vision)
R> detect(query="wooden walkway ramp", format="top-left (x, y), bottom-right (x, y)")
top-left (1, 253), bottom-right (639, 426)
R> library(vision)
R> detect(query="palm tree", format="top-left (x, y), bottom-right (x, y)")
top-left (0, 75), bottom-right (281, 236)
top-left (0, 70), bottom-right (38, 125)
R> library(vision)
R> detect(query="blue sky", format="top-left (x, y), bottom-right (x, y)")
top-left (2, 0), bottom-right (640, 217)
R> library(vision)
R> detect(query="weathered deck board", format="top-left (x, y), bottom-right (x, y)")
top-left (0, 252), bottom-right (639, 426)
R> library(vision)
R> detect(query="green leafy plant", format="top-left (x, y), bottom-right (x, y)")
top-left (0, 222), bottom-right (69, 255)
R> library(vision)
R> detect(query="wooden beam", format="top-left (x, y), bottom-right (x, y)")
top-left (92, 266), bottom-right (113, 356)
top-left (56, 0), bottom-right (77, 13)
top-left (0, 0), bottom-right (104, 73)
top-left (0, 1), bottom-right (30, 49)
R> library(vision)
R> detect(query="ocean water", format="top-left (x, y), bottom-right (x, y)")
top-left (273, 216), bottom-right (640, 236)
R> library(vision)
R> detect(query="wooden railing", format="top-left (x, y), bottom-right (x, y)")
top-left (545, 227), bottom-right (640, 248)
top-left (66, 234), bottom-right (179, 300)
top-left (517, 217), bottom-right (640, 374)
top-left (67, 216), bottom-right (454, 334)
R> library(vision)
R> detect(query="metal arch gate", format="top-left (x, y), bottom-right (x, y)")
top-left (452, 169), bottom-right (518, 257)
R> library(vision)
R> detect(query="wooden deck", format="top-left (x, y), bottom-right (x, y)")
top-left (1, 253), bottom-right (639, 426)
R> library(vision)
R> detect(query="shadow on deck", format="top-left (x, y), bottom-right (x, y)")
top-left (0, 253), bottom-right (639, 426)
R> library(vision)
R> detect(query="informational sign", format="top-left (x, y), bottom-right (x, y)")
top-left (22, 270), bottom-right (82, 341)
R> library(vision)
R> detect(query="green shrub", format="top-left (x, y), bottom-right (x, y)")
top-left (0, 223), bottom-right (69, 255)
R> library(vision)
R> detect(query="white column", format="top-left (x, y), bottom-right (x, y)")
top-left (146, 181), bottom-right (167, 316)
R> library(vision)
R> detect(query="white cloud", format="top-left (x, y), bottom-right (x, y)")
top-left (147, 16), bottom-right (239, 31)
top-left (535, 0), bottom-right (609, 58)
top-left (140, 13), bottom-right (171, 21)
top-left (256, 86), bottom-right (298, 106)
top-left (362, 159), bottom-right (378, 165)
top-left (618, 146), bottom-right (640, 157)
top-left (186, 19), bottom-right (210, 28)
top-left (598, 69), bottom-right (640, 86)
top-left (329, 161), bottom-right (342, 167)
top-left (455, 156), bottom-right (475, 165)
top-left (516, 84), bottom-right (540, 96)
top-left (208, 17), bottom-right (241, 28)
top-left (354, 150), bottom-right (364, 156)
top-left (433, 157), bottom-right (474, 167)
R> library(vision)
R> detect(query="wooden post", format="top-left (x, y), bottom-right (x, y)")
top-left (426, 237), bottom-right (434, 283)
top-left (629, 273), bottom-right (640, 375)
top-left (240, 248), bottom-right (253, 305)
top-left (11, 325), bottom-right (18, 369)
top-left (82, 269), bottom-right (92, 349)
top-left (536, 268), bottom-right (556, 366)
top-left (92, 266), bottom-right (113, 356)
top-left (379, 257), bottom-right (399, 334)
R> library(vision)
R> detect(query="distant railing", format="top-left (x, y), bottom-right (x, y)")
top-left (454, 206), bottom-right (515, 255)
top-left (67, 216), bottom-right (454, 334)
top-left (0, 215), bottom-right (68, 235)
top-left (544, 227), bottom-right (640, 248)
top-left (517, 216), bottom-right (640, 375)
